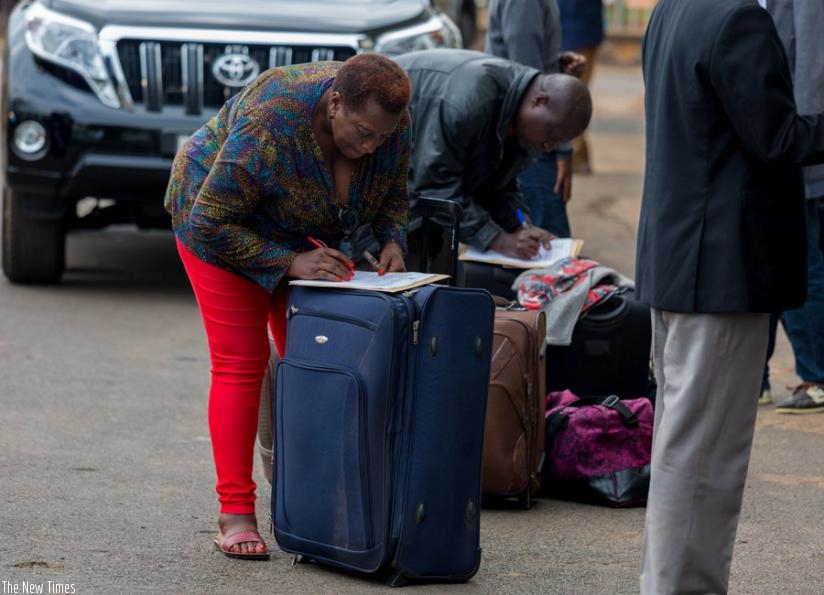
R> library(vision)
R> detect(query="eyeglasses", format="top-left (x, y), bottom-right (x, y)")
top-left (338, 206), bottom-right (359, 258)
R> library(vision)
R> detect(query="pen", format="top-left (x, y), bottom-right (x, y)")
top-left (516, 208), bottom-right (529, 229)
top-left (362, 250), bottom-right (385, 276)
top-left (308, 236), bottom-right (356, 277)
top-left (307, 236), bottom-right (327, 249)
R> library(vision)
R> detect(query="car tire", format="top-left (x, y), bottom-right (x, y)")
top-left (2, 186), bottom-right (66, 283)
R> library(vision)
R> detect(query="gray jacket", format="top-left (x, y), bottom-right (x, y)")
top-left (768, 0), bottom-right (824, 198)
top-left (394, 49), bottom-right (539, 250)
top-left (485, 0), bottom-right (572, 156)
top-left (485, 0), bottom-right (561, 74)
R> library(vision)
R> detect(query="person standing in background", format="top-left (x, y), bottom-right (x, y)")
top-left (758, 0), bottom-right (824, 414)
top-left (638, 0), bottom-right (824, 592)
top-left (485, 0), bottom-right (586, 238)
top-left (557, 0), bottom-right (604, 175)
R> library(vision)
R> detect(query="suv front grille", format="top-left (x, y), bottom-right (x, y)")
top-left (116, 40), bottom-right (357, 114)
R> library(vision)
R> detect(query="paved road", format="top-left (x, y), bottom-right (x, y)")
top-left (1, 64), bottom-right (823, 595)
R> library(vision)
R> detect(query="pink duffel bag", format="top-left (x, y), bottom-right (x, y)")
top-left (541, 389), bottom-right (653, 507)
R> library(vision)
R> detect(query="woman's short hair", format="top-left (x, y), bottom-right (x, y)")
top-left (332, 53), bottom-right (411, 115)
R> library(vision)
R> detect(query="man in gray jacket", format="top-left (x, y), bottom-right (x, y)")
top-left (760, 0), bottom-right (824, 413)
top-left (394, 49), bottom-right (591, 259)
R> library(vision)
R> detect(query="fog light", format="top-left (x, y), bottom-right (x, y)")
top-left (13, 120), bottom-right (48, 159)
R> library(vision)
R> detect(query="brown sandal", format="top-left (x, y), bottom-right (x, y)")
top-left (214, 530), bottom-right (270, 560)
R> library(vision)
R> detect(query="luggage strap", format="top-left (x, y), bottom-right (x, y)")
top-left (546, 394), bottom-right (639, 440)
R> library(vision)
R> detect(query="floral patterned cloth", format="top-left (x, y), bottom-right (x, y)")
top-left (516, 256), bottom-right (619, 312)
top-left (164, 61), bottom-right (411, 293)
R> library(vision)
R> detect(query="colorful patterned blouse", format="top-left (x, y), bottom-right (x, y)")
top-left (164, 61), bottom-right (411, 293)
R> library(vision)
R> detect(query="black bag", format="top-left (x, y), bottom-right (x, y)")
top-left (456, 261), bottom-right (519, 300)
top-left (545, 292), bottom-right (652, 399)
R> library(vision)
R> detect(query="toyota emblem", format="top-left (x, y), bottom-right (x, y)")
top-left (212, 52), bottom-right (260, 88)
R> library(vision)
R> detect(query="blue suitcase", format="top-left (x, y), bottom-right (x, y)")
top-left (272, 284), bottom-right (494, 585)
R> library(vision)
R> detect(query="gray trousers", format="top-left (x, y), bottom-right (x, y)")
top-left (640, 310), bottom-right (769, 595)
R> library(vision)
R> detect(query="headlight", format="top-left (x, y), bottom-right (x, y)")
top-left (374, 15), bottom-right (462, 56)
top-left (24, 3), bottom-right (121, 109)
top-left (13, 120), bottom-right (49, 160)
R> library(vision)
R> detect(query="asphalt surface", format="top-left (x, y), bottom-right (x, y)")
top-left (2, 63), bottom-right (823, 595)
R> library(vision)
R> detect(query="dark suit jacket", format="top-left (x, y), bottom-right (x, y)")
top-left (637, 0), bottom-right (824, 313)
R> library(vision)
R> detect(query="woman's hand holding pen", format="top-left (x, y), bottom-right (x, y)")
top-left (287, 237), bottom-right (355, 281)
top-left (378, 241), bottom-right (406, 273)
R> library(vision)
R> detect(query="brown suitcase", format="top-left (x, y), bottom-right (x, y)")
top-left (482, 300), bottom-right (547, 508)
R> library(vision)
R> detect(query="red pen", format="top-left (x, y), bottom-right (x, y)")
top-left (308, 236), bottom-right (355, 277)
top-left (307, 236), bottom-right (327, 249)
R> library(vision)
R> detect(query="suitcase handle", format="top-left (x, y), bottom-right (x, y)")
top-left (417, 195), bottom-right (463, 284)
top-left (580, 294), bottom-right (628, 322)
top-left (562, 394), bottom-right (639, 429)
top-left (493, 295), bottom-right (521, 309)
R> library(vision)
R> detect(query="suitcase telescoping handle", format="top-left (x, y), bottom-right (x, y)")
top-left (417, 196), bottom-right (463, 284)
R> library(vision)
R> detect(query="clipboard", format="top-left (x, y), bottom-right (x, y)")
top-left (289, 271), bottom-right (450, 293)
top-left (459, 238), bottom-right (584, 269)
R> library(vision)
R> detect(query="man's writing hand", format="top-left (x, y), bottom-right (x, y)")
top-left (490, 228), bottom-right (555, 259)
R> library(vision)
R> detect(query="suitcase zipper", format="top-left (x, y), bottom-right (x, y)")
top-left (523, 373), bottom-right (533, 437)
top-left (288, 305), bottom-right (379, 330)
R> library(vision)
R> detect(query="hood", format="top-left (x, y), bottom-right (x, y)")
top-left (43, 0), bottom-right (430, 33)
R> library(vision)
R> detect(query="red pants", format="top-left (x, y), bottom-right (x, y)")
top-left (176, 239), bottom-right (287, 514)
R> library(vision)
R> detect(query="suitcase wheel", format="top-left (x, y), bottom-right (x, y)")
top-left (518, 489), bottom-right (533, 510)
top-left (386, 571), bottom-right (409, 588)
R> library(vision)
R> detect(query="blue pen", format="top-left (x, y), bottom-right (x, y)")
top-left (516, 208), bottom-right (529, 229)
